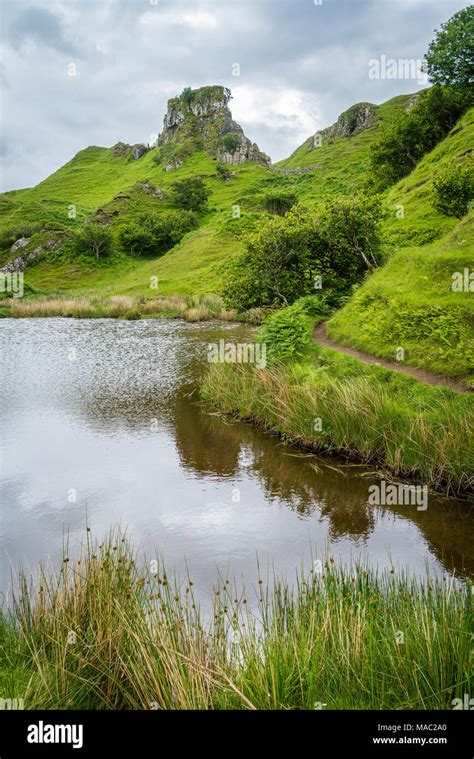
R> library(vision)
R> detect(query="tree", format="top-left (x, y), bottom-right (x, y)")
top-left (170, 177), bottom-right (210, 212)
top-left (74, 224), bottom-right (113, 260)
top-left (119, 210), bottom-right (197, 256)
top-left (223, 134), bottom-right (239, 154)
top-left (432, 164), bottom-right (474, 218)
top-left (222, 194), bottom-right (383, 310)
top-left (425, 7), bottom-right (474, 89)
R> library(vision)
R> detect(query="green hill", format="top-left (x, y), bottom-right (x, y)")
top-left (328, 108), bottom-right (474, 381)
top-left (0, 87), bottom-right (421, 298)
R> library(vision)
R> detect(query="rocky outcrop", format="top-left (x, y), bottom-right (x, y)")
top-left (112, 142), bottom-right (150, 160)
top-left (157, 85), bottom-right (270, 167)
top-left (315, 103), bottom-right (376, 144)
top-left (1, 237), bottom-right (61, 274)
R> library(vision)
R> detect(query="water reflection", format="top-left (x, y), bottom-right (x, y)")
top-left (0, 318), bottom-right (472, 605)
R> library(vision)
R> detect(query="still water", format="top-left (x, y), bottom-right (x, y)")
top-left (1, 318), bottom-right (473, 606)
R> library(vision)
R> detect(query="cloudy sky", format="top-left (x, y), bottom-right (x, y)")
top-left (0, 0), bottom-right (468, 191)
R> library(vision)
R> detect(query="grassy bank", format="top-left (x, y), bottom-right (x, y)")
top-left (201, 351), bottom-right (474, 497)
top-left (0, 530), bottom-right (471, 710)
top-left (0, 294), bottom-right (252, 322)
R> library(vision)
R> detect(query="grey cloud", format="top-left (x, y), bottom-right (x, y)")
top-left (9, 6), bottom-right (81, 56)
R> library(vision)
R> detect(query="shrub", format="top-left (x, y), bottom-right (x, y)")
top-left (215, 163), bottom-right (231, 181)
top-left (263, 191), bottom-right (297, 216)
top-left (74, 224), bottom-right (113, 260)
top-left (432, 164), bottom-right (474, 218)
top-left (222, 134), bottom-right (239, 154)
top-left (170, 177), bottom-right (210, 212)
top-left (369, 86), bottom-right (472, 190)
top-left (0, 224), bottom-right (41, 252)
top-left (119, 210), bottom-right (197, 256)
top-left (222, 194), bottom-right (384, 310)
top-left (259, 300), bottom-right (318, 364)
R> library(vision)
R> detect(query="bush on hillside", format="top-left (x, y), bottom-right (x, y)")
top-left (74, 224), bottom-right (113, 260)
top-left (222, 134), bottom-right (239, 154)
top-left (119, 210), bottom-right (197, 256)
top-left (369, 86), bottom-right (472, 190)
top-left (222, 194), bottom-right (384, 310)
top-left (432, 164), bottom-right (474, 218)
top-left (170, 177), bottom-right (210, 212)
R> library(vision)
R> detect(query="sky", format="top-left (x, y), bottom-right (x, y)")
top-left (0, 0), bottom-right (469, 191)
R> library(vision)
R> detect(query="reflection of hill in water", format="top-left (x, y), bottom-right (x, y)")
top-left (70, 329), bottom-right (474, 581)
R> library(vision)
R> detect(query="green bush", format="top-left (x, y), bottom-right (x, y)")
top-left (222, 134), bottom-right (239, 154)
top-left (222, 194), bottom-right (384, 310)
top-left (259, 300), bottom-right (316, 364)
top-left (432, 164), bottom-right (474, 218)
top-left (119, 210), bottom-right (197, 256)
top-left (170, 177), bottom-right (210, 212)
top-left (263, 191), bottom-right (297, 216)
top-left (0, 224), bottom-right (41, 252)
top-left (215, 163), bottom-right (231, 181)
top-left (74, 224), bottom-right (113, 260)
top-left (369, 86), bottom-right (472, 190)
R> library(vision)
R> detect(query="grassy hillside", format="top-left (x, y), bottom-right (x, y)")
top-left (0, 90), bottom-right (419, 299)
top-left (328, 109), bottom-right (474, 382)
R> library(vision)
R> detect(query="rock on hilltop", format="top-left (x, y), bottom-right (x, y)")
top-left (156, 85), bottom-right (270, 169)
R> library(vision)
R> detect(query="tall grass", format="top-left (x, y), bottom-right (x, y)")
top-left (6, 294), bottom-right (238, 322)
top-left (0, 530), bottom-right (471, 710)
top-left (201, 361), bottom-right (474, 496)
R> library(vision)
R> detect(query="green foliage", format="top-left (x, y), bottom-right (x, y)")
top-left (119, 210), bottom-right (197, 256)
top-left (432, 163), bottom-right (474, 218)
top-left (369, 86), bottom-right (471, 190)
top-left (74, 224), bottom-right (113, 260)
top-left (222, 194), bottom-right (384, 310)
top-left (215, 163), bottom-right (231, 181)
top-left (170, 177), bottom-right (210, 211)
top-left (259, 299), bottom-right (322, 364)
top-left (425, 6), bottom-right (474, 89)
top-left (263, 191), bottom-right (297, 216)
top-left (222, 133), bottom-right (239, 154)
top-left (180, 86), bottom-right (194, 108)
top-left (0, 223), bottom-right (41, 252)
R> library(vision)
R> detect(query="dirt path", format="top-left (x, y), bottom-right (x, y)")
top-left (314, 323), bottom-right (470, 394)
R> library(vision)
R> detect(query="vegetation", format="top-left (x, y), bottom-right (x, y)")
top-left (119, 210), bottom-right (197, 256)
top-left (202, 344), bottom-right (474, 496)
top-left (432, 164), bottom-right (474, 218)
top-left (222, 194), bottom-right (383, 310)
top-left (263, 191), bottom-right (297, 216)
top-left (0, 529), bottom-right (470, 710)
top-left (169, 177), bottom-right (210, 212)
top-left (74, 224), bottom-right (113, 261)
top-left (425, 6), bottom-right (474, 90)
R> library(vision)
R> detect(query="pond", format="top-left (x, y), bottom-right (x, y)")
top-left (1, 318), bottom-right (472, 607)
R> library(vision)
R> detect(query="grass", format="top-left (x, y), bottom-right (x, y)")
top-left (2, 293), bottom-right (238, 322)
top-left (328, 213), bottom-right (474, 382)
top-left (201, 352), bottom-right (474, 497)
top-left (0, 529), bottom-right (471, 710)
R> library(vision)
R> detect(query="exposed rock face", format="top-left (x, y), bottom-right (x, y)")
top-left (315, 103), bottom-right (376, 144)
top-left (1, 237), bottom-right (61, 274)
top-left (112, 142), bottom-right (150, 160)
top-left (157, 85), bottom-right (270, 167)
top-left (10, 237), bottom-right (30, 254)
